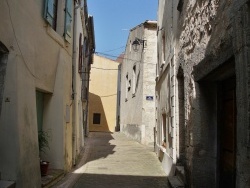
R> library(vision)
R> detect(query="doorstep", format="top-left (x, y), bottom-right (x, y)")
top-left (0, 180), bottom-right (15, 188)
top-left (41, 169), bottom-right (64, 188)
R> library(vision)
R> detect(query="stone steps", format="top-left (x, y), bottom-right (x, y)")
top-left (0, 180), bottom-right (16, 188)
top-left (175, 166), bottom-right (185, 184)
top-left (0, 172), bottom-right (16, 188)
top-left (168, 176), bottom-right (185, 188)
top-left (168, 166), bottom-right (185, 188)
top-left (41, 169), bottom-right (64, 188)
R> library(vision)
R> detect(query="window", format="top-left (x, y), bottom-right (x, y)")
top-left (44, 0), bottom-right (72, 41)
top-left (64, 0), bottom-right (72, 41)
top-left (78, 33), bottom-right (83, 73)
top-left (44, 0), bottom-right (58, 30)
top-left (177, 0), bottom-right (184, 12)
top-left (83, 38), bottom-right (87, 57)
top-left (125, 74), bottom-right (128, 101)
top-left (132, 65), bottom-right (136, 95)
top-left (81, 85), bottom-right (87, 101)
top-left (156, 51), bottom-right (159, 79)
top-left (85, 39), bottom-right (89, 58)
top-left (161, 32), bottom-right (166, 67)
top-left (162, 114), bottom-right (167, 148)
top-left (93, 113), bottom-right (101, 124)
top-left (128, 80), bottom-right (131, 91)
top-left (129, 40), bottom-right (132, 52)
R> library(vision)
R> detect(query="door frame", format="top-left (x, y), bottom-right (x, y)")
top-left (217, 77), bottom-right (237, 188)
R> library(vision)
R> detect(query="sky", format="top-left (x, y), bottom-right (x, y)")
top-left (87, 0), bottom-right (158, 60)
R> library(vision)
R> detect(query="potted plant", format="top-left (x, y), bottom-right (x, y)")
top-left (38, 130), bottom-right (50, 176)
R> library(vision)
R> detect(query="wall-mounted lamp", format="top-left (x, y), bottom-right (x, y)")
top-left (132, 38), bottom-right (146, 52)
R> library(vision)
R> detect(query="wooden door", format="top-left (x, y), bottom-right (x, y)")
top-left (36, 91), bottom-right (44, 132)
top-left (218, 77), bottom-right (236, 188)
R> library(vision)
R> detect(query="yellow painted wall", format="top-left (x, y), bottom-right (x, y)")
top-left (89, 55), bottom-right (119, 132)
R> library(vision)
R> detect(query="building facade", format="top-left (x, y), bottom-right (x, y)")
top-left (155, 0), bottom-right (182, 177)
top-left (0, 0), bottom-right (94, 187)
top-left (88, 54), bottom-right (119, 132)
top-left (156, 0), bottom-right (250, 187)
top-left (120, 21), bottom-right (157, 147)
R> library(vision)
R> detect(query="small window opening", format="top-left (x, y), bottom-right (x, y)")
top-left (93, 113), bottom-right (101, 124)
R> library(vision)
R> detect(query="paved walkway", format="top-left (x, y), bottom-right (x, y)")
top-left (54, 132), bottom-right (169, 188)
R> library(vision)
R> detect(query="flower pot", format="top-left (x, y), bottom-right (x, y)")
top-left (40, 161), bottom-right (49, 176)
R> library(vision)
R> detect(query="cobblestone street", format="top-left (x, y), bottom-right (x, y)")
top-left (55, 132), bottom-right (169, 188)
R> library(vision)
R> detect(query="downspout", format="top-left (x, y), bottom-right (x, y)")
top-left (85, 65), bottom-right (90, 136)
top-left (171, 0), bottom-right (177, 164)
top-left (72, 1), bottom-right (81, 166)
top-left (85, 15), bottom-right (95, 136)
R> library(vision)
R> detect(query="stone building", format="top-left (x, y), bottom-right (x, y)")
top-left (156, 0), bottom-right (250, 187)
top-left (88, 54), bottom-right (119, 132)
top-left (120, 21), bottom-right (157, 147)
top-left (155, 0), bottom-right (180, 178)
top-left (115, 53), bottom-right (124, 132)
top-left (0, 0), bottom-right (95, 187)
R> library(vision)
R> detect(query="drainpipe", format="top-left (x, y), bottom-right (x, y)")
top-left (84, 66), bottom-right (90, 136)
top-left (171, 0), bottom-right (177, 165)
top-left (72, 1), bottom-right (81, 166)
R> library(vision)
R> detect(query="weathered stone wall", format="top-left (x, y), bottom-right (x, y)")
top-left (120, 21), bottom-right (157, 147)
top-left (0, 51), bottom-right (8, 116)
top-left (157, 0), bottom-right (250, 186)
top-left (142, 27), bottom-right (157, 147)
top-left (232, 2), bottom-right (250, 187)
top-left (156, 0), bottom-right (181, 176)
top-left (177, 1), bottom-right (234, 186)
top-left (175, 0), bottom-right (250, 187)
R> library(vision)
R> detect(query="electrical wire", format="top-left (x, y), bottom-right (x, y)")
top-left (91, 67), bottom-right (119, 70)
top-left (100, 94), bottom-right (117, 98)
top-left (95, 52), bottom-right (140, 63)
top-left (95, 52), bottom-right (157, 65)
top-left (6, 0), bottom-right (37, 79)
top-left (101, 46), bottom-right (126, 53)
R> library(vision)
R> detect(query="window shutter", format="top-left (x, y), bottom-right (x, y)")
top-left (78, 34), bottom-right (82, 73)
top-left (44, 0), bottom-right (54, 26)
top-left (64, 0), bottom-right (72, 42)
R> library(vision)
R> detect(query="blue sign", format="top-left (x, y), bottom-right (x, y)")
top-left (146, 96), bottom-right (154, 101)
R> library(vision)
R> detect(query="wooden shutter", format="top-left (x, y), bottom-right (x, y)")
top-left (44, 0), bottom-right (54, 26)
top-left (64, 0), bottom-right (72, 42)
top-left (78, 34), bottom-right (82, 73)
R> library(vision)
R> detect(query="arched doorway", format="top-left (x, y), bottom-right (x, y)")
top-left (0, 41), bottom-right (9, 115)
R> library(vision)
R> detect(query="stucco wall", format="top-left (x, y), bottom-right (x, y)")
top-left (120, 21), bottom-right (157, 147)
top-left (156, 0), bottom-right (180, 176)
top-left (0, 0), bottom-right (79, 186)
top-left (88, 55), bottom-right (119, 132)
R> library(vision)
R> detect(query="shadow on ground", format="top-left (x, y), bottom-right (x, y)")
top-left (53, 132), bottom-right (169, 188)
top-left (73, 173), bottom-right (169, 188)
top-left (53, 132), bottom-right (117, 187)
top-left (84, 132), bottom-right (116, 163)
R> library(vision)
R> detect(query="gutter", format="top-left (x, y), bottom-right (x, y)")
top-left (88, 15), bottom-right (95, 56)
top-left (72, 1), bottom-right (80, 166)
top-left (84, 15), bottom-right (95, 136)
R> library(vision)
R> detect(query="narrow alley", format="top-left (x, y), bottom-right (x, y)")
top-left (55, 132), bottom-right (169, 188)
top-left (1, 0), bottom-right (250, 187)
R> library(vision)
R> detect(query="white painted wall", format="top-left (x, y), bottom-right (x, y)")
top-left (155, 0), bottom-right (179, 175)
top-left (0, 0), bottom-right (91, 186)
top-left (120, 21), bottom-right (157, 147)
